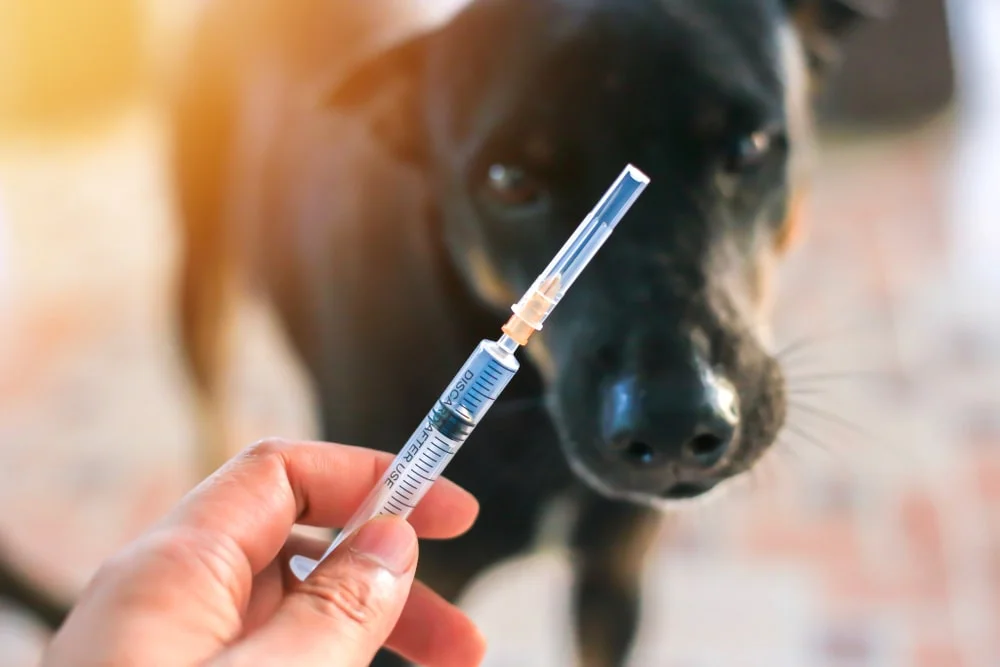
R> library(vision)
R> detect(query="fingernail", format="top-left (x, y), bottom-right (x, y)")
top-left (348, 517), bottom-right (417, 575)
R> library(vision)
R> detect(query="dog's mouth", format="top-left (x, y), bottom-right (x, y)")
top-left (559, 447), bottom-right (743, 510)
top-left (662, 481), bottom-right (715, 499)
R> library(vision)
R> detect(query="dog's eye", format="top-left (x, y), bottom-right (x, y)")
top-left (484, 164), bottom-right (546, 209)
top-left (723, 128), bottom-right (786, 173)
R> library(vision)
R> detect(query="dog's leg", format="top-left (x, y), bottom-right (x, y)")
top-left (570, 497), bottom-right (662, 667)
top-left (177, 221), bottom-right (237, 482)
top-left (170, 11), bottom-right (244, 481)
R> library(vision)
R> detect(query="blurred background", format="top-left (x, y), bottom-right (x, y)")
top-left (0, 0), bottom-right (997, 665)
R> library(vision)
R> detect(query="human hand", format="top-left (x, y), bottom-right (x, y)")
top-left (43, 439), bottom-right (485, 667)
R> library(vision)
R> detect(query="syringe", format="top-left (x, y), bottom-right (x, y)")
top-left (290, 164), bottom-right (650, 581)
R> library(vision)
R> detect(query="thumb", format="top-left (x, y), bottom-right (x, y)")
top-left (221, 516), bottom-right (418, 666)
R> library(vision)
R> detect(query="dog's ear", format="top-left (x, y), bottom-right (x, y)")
top-left (786, 0), bottom-right (894, 72)
top-left (321, 32), bottom-right (432, 165)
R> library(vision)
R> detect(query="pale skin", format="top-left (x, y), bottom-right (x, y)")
top-left (43, 439), bottom-right (487, 667)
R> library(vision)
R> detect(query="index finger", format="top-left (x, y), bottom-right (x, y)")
top-left (158, 439), bottom-right (479, 574)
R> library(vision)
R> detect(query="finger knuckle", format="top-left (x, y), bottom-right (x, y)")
top-left (298, 573), bottom-right (381, 626)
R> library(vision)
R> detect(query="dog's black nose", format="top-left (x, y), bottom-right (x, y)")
top-left (600, 372), bottom-right (738, 469)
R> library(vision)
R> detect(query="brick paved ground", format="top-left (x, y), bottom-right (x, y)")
top-left (1, 5), bottom-right (998, 666)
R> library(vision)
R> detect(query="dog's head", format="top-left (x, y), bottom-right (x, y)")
top-left (324, 0), bottom-right (882, 506)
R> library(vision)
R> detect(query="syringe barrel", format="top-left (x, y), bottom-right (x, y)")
top-left (427, 339), bottom-right (520, 427)
top-left (374, 339), bottom-right (519, 514)
top-left (290, 340), bottom-right (518, 580)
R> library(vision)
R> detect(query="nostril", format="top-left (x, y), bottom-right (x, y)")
top-left (685, 432), bottom-right (729, 467)
top-left (624, 441), bottom-right (656, 465)
top-left (690, 433), bottom-right (723, 457)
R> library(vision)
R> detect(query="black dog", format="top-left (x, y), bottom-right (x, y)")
top-left (176, 1), bottom-right (886, 665)
top-left (0, 0), bottom-right (883, 663)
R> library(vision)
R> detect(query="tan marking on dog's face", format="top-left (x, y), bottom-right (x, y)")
top-left (776, 187), bottom-right (808, 253)
top-left (778, 20), bottom-right (815, 253)
top-left (525, 334), bottom-right (556, 382)
top-left (464, 245), bottom-right (517, 308)
top-left (742, 22), bottom-right (813, 341)
top-left (748, 250), bottom-right (779, 344)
